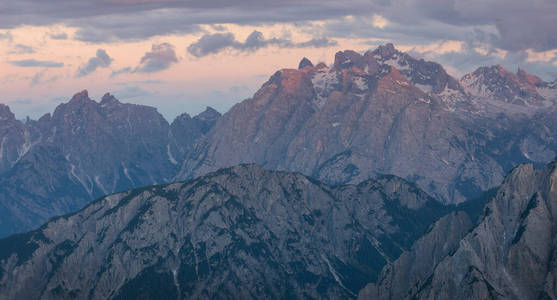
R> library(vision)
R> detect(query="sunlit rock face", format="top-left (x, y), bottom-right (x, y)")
top-left (177, 44), bottom-right (557, 205)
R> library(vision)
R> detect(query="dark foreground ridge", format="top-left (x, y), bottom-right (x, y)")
top-left (0, 164), bottom-right (450, 299)
top-left (361, 159), bottom-right (557, 299)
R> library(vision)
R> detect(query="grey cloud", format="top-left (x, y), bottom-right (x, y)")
top-left (112, 86), bottom-right (152, 99)
top-left (115, 79), bottom-right (164, 85)
top-left (10, 44), bottom-right (35, 54)
top-left (320, 14), bottom-right (498, 47)
top-left (110, 67), bottom-right (133, 78)
top-left (188, 30), bottom-right (337, 57)
top-left (494, 14), bottom-right (557, 52)
top-left (187, 32), bottom-right (236, 57)
top-left (296, 37), bottom-right (339, 48)
top-left (0, 31), bottom-right (12, 41)
top-left (0, 1), bottom-right (373, 42)
top-left (551, 53), bottom-right (557, 64)
top-left (0, 1), bottom-right (370, 28)
top-left (135, 42), bottom-right (178, 73)
top-left (380, 0), bottom-right (557, 52)
top-left (295, 0), bottom-right (557, 53)
top-left (0, 0), bottom-right (554, 55)
top-left (110, 42), bottom-right (178, 76)
top-left (8, 59), bottom-right (64, 68)
top-left (72, 11), bottom-right (201, 43)
top-left (210, 24), bottom-right (227, 31)
top-left (30, 70), bottom-right (59, 86)
top-left (49, 32), bottom-right (68, 40)
top-left (75, 49), bottom-right (113, 77)
top-left (411, 44), bottom-right (557, 81)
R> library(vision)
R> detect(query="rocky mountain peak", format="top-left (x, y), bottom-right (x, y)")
top-left (298, 57), bottom-right (314, 69)
top-left (465, 65), bottom-right (513, 82)
top-left (315, 62), bottom-right (328, 69)
top-left (179, 46), bottom-right (549, 204)
top-left (334, 50), bottom-right (361, 69)
top-left (169, 107), bottom-right (221, 163)
top-left (172, 112), bottom-right (192, 123)
top-left (494, 64), bottom-right (508, 75)
top-left (0, 104), bottom-right (15, 122)
top-left (55, 90), bottom-right (99, 116)
top-left (372, 43), bottom-right (399, 60)
top-left (100, 92), bottom-right (121, 106)
top-left (69, 89), bottom-right (90, 102)
top-left (368, 44), bottom-right (464, 100)
top-left (52, 90), bottom-right (99, 123)
top-left (37, 112), bottom-right (51, 123)
top-left (270, 68), bottom-right (311, 95)
top-left (333, 50), bottom-right (380, 74)
top-left (194, 106), bottom-right (221, 122)
top-left (461, 64), bottom-right (547, 106)
top-left (516, 68), bottom-right (543, 87)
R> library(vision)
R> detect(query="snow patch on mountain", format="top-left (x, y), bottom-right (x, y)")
top-left (353, 76), bottom-right (368, 91)
top-left (381, 57), bottom-right (410, 72)
top-left (415, 83), bottom-right (432, 93)
top-left (311, 67), bottom-right (339, 108)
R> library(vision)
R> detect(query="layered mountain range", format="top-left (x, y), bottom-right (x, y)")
top-left (1, 43), bottom-right (557, 299)
top-left (0, 164), bottom-right (451, 299)
top-left (1, 43), bottom-right (557, 239)
top-left (1, 161), bottom-right (556, 299)
top-left (0, 91), bottom-right (220, 237)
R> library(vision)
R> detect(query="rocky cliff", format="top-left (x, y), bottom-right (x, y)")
top-left (360, 160), bottom-right (557, 299)
top-left (177, 44), bottom-right (557, 205)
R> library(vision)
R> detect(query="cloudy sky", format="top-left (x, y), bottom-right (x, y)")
top-left (1, 0), bottom-right (556, 120)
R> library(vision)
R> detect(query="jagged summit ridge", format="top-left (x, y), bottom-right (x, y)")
top-left (71, 89), bottom-right (89, 101)
top-left (301, 44), bottom-right (556, 113)
top-left (298, 57), bottom-right (313, 69)
top-left (177, 44), bottom-right (557, 205)
top-left (461, 64), bottom-right (552, 107)
top-left (285, 45), bottom-right (470, 113)
top-left (0, 104), bottom-right (15, 121)
top-left (194, 106), bottom-right (221, 122)
top-left (100, 92), bottom-right (121, 106)
top-left (0, 92), bottom-right (222, 237)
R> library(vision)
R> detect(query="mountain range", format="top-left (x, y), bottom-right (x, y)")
top-left (2, 44), bottom-right (557, 239)
top-left (1, 43), bottom-right (557, 299)
top-left (0, 91), bottom-right (220, 237)
top-left (1, 160), bottom-right (556, 299)
top-left (176, 44), bottom-right (557, 204)
top-left (0, 164), bottom-right (453, 299)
